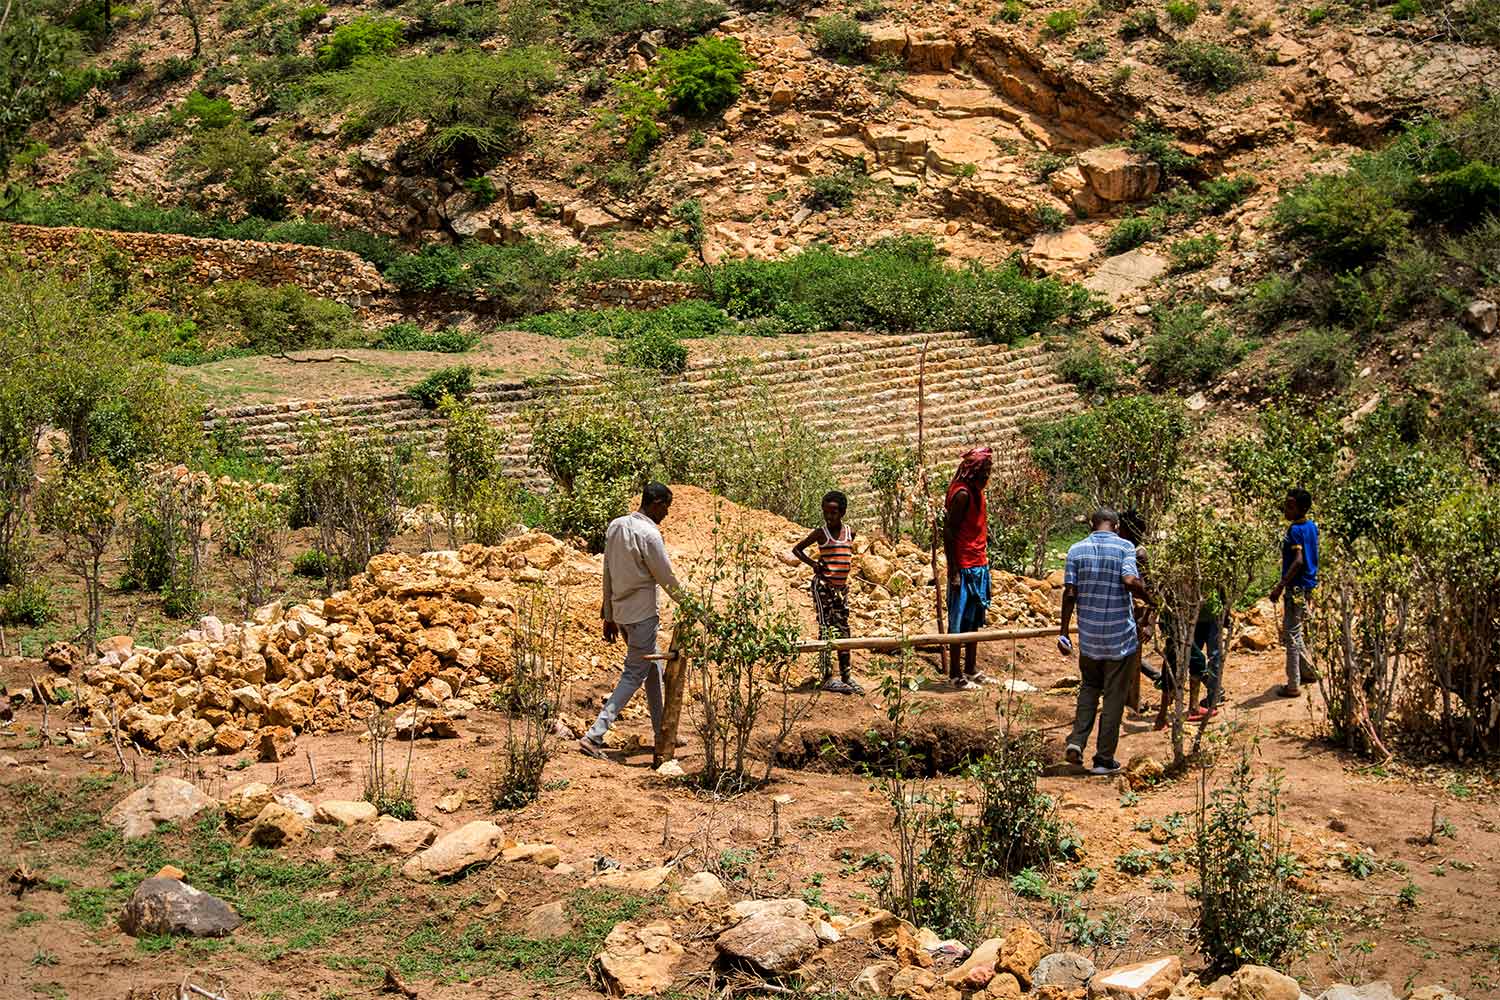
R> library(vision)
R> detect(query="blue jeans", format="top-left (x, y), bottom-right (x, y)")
top-left (586, 617), bottom-right (663, 742)
top-left (947, 566), bottom-right (991, 634)
top-left (1163, 616), bottom-right (1223, 707)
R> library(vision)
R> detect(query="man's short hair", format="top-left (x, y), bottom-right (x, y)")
top-left (1119, 509), bottom-right (1146, 539)
top-left (1289, 488), bottom-right (1313, 515)
top-left (1091, 507), bottom-right (1120, 529)
top-left (642, 482), bottom-right (673, 506)
top-left (823, 490), bottom-right (848, 514)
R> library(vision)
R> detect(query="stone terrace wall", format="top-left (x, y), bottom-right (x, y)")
top-left (208, 332), bottom-right (1080, 517)
top-left (571, 279), bottom-right (703, 311)
top-left (0, 223), bottom-right (390, 306)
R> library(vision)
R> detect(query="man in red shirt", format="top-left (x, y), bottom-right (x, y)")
top-left (944, 446), bottom-right (993, 690)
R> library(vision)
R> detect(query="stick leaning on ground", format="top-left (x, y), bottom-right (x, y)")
top-left (643, 626), bottom-right (1067, 661)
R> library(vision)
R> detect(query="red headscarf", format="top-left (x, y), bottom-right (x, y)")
top-left (954, 446), bottom-right (993, 482)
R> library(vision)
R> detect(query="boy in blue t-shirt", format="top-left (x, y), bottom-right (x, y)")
top-left (1269, 488), bottom-right (1320, 697)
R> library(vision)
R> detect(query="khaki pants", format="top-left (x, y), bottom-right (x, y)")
top-left (1068, 653), bottom-right (1133, 764)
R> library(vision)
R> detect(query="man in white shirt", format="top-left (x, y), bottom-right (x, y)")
top-left (580, 482), bottom-right (683, 760)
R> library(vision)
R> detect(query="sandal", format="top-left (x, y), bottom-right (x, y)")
top-left (1276, 684), bottom-right (1301, 698)
top-left (821, 678), bottom-right (854, 694)
top-left (842, 678), bottom-right (866, 696)
top-left (1187, 706), bottom-right (1218, 723)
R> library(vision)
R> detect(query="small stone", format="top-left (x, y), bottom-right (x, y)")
top-left (1035, 952), bottom-right (1096, 988)
top-left (502, 843), bottom-right (562, 867)
top-left (1090, 956), bottom-right (1183, 1000)
top-left (1462, 299), bottom-right (1497, 336)
top-left (674, 871), bottom-right (729, 906)
top-left (155, 865), bottom-right (186, 881)
top-left (588, 865), bottom-right (672, 892)
top-left (844, 909), bottom-right (902, 940)
top-left (1000, 923), bottom-right (1047, 985)
top-left (120, 877), bottom-right (242, 938)
top-left (223, 782), bottom-right (273, 823)
top-left (314, 800), bottom-right (378, 827)
top-left (435, 791), bottom-right (463, 813)
top-left (854, 962), bottom-right (899, 996)
top-left (255, 726), bottom-right (296, 762)
top-left (524, 900), bottom-right (574, 940)
top-left (1316, 986), bottom-right (1398, 1000)
top-left (596, 920), bottom-right (683, 996)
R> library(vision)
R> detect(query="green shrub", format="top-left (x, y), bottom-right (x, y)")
top-left (1162, 41), bottom-right (1255, 91)
top-left (519, 300), bottom-right (732, 340)
top-left (318, 15), bottom-right (403, 67)
top-left (1120, 8), bottom-right (1158, 36)
top-left (464, 175), bottom-right (499, 206)
top-left (814, 15), bottom-right (869, 59)
top-left (407, 366), bottom-right (477, 408)
top-left (175, 121), bottom-right (291, 217)
top-left (1045, 9), bottom-right (1080, 34)
top-left (606, 328), bottom-right (689, 374)
top-left (1126, 122), bottom-right (1199, 177)
top-left (997, 0), bottom-right (1025, 20)
top-left (1165, 0), bottom-right (1200, 23)
top-left (1168, 234), bottom-right (1221, 272)
top-left (1197, 174), bottom-right (1257, 213)
top-left (173, 90), bottom-right (238, 130)
top-left (1074, 37), bottom-right (1107, 61)
top-left (128, 114), bottom-right (175, 150)
top-left (0, 582), bottom-right (53, 626)
top-left (805, 171), bottom-right (858, 210)
top-left (313, 48), bottom-right (559, 162)
top-left (527, 404), bottom-right (647, 551)
top-left (1390, 0), bottom-right (1420, 18)
top-left (565, 0), bottom-right (729, 47)
top-left (1036, 204), bottom-right (1068, 231)
top-left (1273, 172), bottom-right (1412, 272)
top-left (157, 55), bottom-right (197, 83)
top-left (658, 36), bottom-right (750, 117)
top-left (1411, 160), bottom-right (1500, 226)
top-left (574, 240), bottom-right (690, 283)
top-left (1194, 754), bottom-right (1309, 975)
top-left (372, 323), bottom-right (480, 352)
top-left (196, 281), bottom-right (360, 355)
top-left (1106, 215), bottom-right (1157, 254)
top-left (968, 731), bottom-right (1077, 875)
top-left (1268, 327), bottom-right (1353, 396)
top-left (291, 548), bottom-right (329, 578)
top-left (385, 239), bottom-right (576, 313)
top-left (1055, 338), bottom-right (1124, 397)
top-left (1244, 274), bottom-right (1299, 333)
top-left (1143, 303), bottom-right (1249, 388)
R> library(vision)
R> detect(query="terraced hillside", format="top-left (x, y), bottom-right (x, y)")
top-left (212, 332), bottom-right (1077, 510)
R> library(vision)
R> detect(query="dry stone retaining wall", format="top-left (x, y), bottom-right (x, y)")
top-left (0, 223), bottom-right (389, 306)
top-left (208, 332), bottom-right (1079, 514)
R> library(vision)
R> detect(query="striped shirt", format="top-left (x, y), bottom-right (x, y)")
top-left (817, 525), bottom-right (854, 589)
top-left (1064, 531), bottom-right (1140, 660)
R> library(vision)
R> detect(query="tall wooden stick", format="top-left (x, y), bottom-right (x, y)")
top-left (916, 337), bottom-right (947, 675)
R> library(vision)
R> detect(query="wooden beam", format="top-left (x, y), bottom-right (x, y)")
top-left (644, 625), bottom-right (1066, 661)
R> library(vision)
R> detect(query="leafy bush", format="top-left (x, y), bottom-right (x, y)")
top-left (195, 281), bottom-right (360, 356)
top-left (406, 366), bottom-right (476, 408)
top-left (175, 121), bottom-right (292, 217)
top-left (313, 48), bottom-right (559, 162)
top-left (318, 16), bottom-right (404, 69)
top-left (519, 300), bottom-right (731, 341)
top-left (1165, 0), bottom-right (1199, 23)
top-left (658, 36), bottom-right (750, 116)
top-left (1106, 215), bottom-right (1157, 254)
top-left (1126, 122), bottom-right (1199, 177)
top-left (1120, 8), bottom-right (1158, 36)
top-left (173, 91), bottom-right (237, 130)
top-left (0, 582), bottom-right (53, 626)
top-left (1045, 9), bottom-right (1080, 34)
top-left (291, 428), bottom-right (420, 586)
top-left (574, 240), bottom-right (690, 283)
top-left (1197, 174), bottom-right (1258, 213)
top-left (814, 15), bottom-right (869, 59)
top-left (805, 171), bottom-right (858, 210)
top-left (291, 548), bottom-right (329, 578)
top-left (968, 731), bottom-right (1077, 875)
top-left (607, 328), bottom-right (689, 374)
top-left (157, 55), bottom-right (197, 83)
top-left (1267, 327), bottom-right (1354, 396)
top-left (1273, 172), bottom-right (1412, 273)
top-left (1055, 338), bottom-right (1124, 397)
top-left (527, 404), bottom-right (647, 550)
top-left (1163, 41), bottom-right (1256, 91)
top-left (1168, 234), bottom-right (1221, 272)
top-left (385, 239), bottom-right (576, 313)
top-left (1143, 303), bottom-right (1248, 388)
top-left (565, 0), bottom-right (728, 46)
top-left (1193, 754), bottom-right (1308, 974)
top-left (1028, 394), bottom-right (1187, 519)
top-left (372, 323), bottom-right (480, 352)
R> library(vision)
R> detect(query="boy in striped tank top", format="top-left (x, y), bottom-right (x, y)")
top-left (792, 490), bottom-right (864, 695)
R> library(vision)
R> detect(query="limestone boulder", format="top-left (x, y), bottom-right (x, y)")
top-left (243, 802), bottom-right (307, 848)
top-left (596, 920), bottom-right (683, 996)
top-left (588, 865), bottom-right (673, 892)
top-left (1317, 985), bottom-right (1398, 1000)
top-left (1090, 956), bottom-right (1182, 1000)
top-left (223, 782), bottom-right (273, 823)
top-left (120, 877), bottom-right (242, 938)
top-left (1035, 952), bottom-right (1097, 988)
top-left (716, 912), bottom-right (820, 975)
top-left (1077, 147), bottom-right (1161, 203)
top-left (314, 800), bottom-right (378, 827)
top-left (403, 820), bottom-right (505, 881)
top-left (524, 899), bottom-right (574, 940)
top-left (105, 776), bottom-right (217, 841)
top-left (674, 871), bottom-right (729, 906)
top-left (854, 962), bottom-right (900, 996)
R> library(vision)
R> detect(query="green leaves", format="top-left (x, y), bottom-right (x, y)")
top-left (657, 36), bottom-right (750, 117)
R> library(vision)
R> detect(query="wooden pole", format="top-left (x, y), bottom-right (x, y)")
top-left (645, 626), bottom-right (1066, 661)
top-left (653, 624), bottom-right (689, 769)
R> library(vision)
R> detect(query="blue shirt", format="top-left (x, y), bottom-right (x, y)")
top-left (1282, 519), bottom-right (1319, 590)
top-left (1065, 531), bottom-right (1140, 660)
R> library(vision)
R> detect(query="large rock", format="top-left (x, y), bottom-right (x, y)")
top-left (1405, 988), bottom-right (1462, 1000)
top-left (120, 877), bottom-right (242, 938)
top-left (1224, 965), bottom-right (1301, 1000)
top-left (1083, 249), bottom-right (1168, 304)
top-left (588, 865), bottom-right (672, 892)
top-left (223, 782), bottom-right (273, 823)
top-left (1035, 952), bottom-right (1097, 988)
top-left (716, 912), bottom-right (820, 975)
top-left (1317, 986), bottom-right (1398, 1000)
top-left (105, 776), bottom-right (217, 841)
top-left (845, 909), bottom-right (903, 940)
top-left (524, 900), bottom-right (574, 940)
top-left (854, 961), bottom-right (899, 996)
top-left (732, 898), bottom-right (808, 921)
top-left (946, 937), bottom-right (1002, 985)
top-left (243, 802), bottom-right (306, 848)
top-left (403, 820), bottom-right (505, 881)
top-left (1077, 147), bottom-right (1162, 203)
top-left (596, 920), bottom-right (683, 996)
top-left (1029, 229), bottom-right (1097, 271)
top-left (1000, 923), bottom-right (1047, 985)
top-left (315, 800), bottom-right (378, 827)
top-left (675, 872), bottom-right (729, 906)
top-left (367, 816), bottom-right (437, 855)
top-left (1090, 956), bottom-right (1182, 1000)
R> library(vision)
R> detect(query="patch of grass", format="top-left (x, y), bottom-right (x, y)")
top-left (1162, 40), bottom-right (1256, 91)
top-left (1168, 234), bottom-right (1221, 272)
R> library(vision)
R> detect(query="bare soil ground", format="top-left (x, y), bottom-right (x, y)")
top-left (2, 632), bottom-right (1497, 1000)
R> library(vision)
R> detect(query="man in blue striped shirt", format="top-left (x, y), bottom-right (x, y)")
top-left (1059, 509), bottom-right (1148, 775)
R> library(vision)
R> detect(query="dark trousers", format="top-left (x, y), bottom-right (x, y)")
top-left (1163, 616), bottom-right (1224, 707)
top-left (1068, 653), bottom-right (1132, 763)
